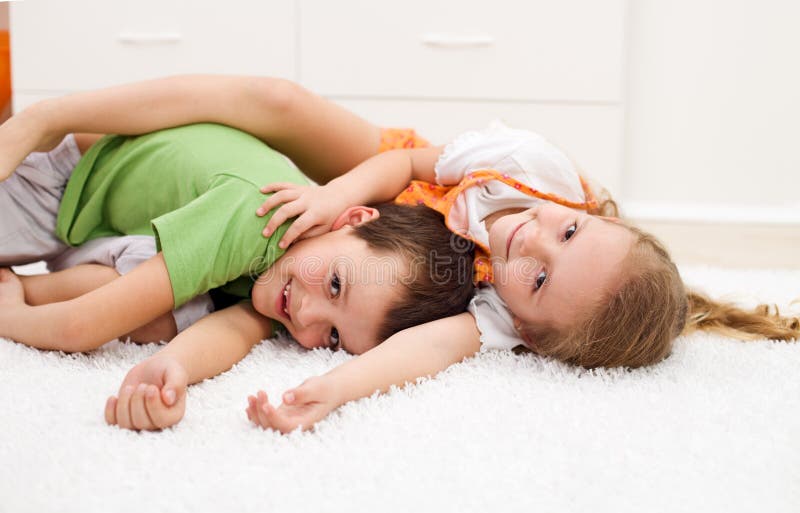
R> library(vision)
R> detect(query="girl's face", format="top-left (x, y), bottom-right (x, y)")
top-left (487, 202), bottom-right (634, 345)
top-left (251, 226), bottom-right (405, 355)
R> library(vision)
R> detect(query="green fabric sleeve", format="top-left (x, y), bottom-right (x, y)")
top-left (151, 176), bottom-right (289, 308)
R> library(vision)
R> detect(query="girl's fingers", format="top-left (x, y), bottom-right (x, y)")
top-left (259, 182), bottom-right (300, 194)
top-left (255, 391), bottom-right (272, 429)
top-left (284, 377), bottom-right (322, 405)
top-left (246, 395), bottom-right (258, 424)
top-left (264, 406), bottom-right (299, 434)
top-left (115, 385), bottom-right (135, 429)
top-left (130, 383), bottom-right (155, 431)
top-left (262, 202), bottom-right (306, 238)
top-left (256, 188), bottom-right (302, 216)
top-left (104, 396), bottom-right (118, 425)
top-left (278, 215), bottom-right (320, 249)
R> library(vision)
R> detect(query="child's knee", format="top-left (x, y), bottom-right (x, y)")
top-left (124, 312), bottom-right (178, 344)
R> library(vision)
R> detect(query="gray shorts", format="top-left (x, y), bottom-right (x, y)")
top-left (0, 135), bottom-right (213, 333)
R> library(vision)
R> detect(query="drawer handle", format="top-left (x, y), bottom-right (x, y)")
top-left (117, 32), bottom-right (183, 44)
top-left (420, 33), bottom-right (494, 48)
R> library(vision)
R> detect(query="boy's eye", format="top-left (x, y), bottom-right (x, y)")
top-left (535, 270), bottom-right (547, 290)
top-left (330, 273), bottom-right (341, 297)
top-left (564, 222), bottom-right (577, 241)
top-left (329, 327), bottom-right (341, 350)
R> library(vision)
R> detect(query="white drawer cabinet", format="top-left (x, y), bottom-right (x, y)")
top-left (11, 0), bottom-right (626, 196)
top-left (336, 99), bottom-right (623, 195)
top-left (299, 0), bottom-right (625, 102)
top-left (10, 0), bottom-right (295, 94)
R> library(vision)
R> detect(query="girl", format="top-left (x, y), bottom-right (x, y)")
top-left (245, 113), bottom-right (800, 432)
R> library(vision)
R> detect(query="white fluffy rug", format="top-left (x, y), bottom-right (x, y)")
top-left (2, 264), bottom-right (799, 513)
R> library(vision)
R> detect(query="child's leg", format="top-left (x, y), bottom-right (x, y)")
top-left (15, 264), bottom-right (177, 343)
top-left (24, 235), bottom-right (214, 343)
top-left (0, 134), bottom-right (81, 266)
top-left (0, 253), bottom-right (175, 352)
top-left (19, 264), bottom-right (119, 305)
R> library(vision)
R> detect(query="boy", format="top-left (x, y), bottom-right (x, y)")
top-left (0, 123), bottom-right (474, 430)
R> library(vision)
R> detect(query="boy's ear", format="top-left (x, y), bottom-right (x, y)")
top-left (597, 215), bottom-right (622, 224)
top-left (331, 206), bottom-right (380, 230)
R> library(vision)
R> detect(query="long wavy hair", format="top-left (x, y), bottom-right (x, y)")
top-left (518, 183), bottom-right (799, 368)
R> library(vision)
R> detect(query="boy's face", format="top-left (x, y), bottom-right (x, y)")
top-left (251, 227), bottom-right (405, 355)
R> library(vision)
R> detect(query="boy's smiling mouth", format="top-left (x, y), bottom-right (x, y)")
top-left (277, 279), bottom-right (292, 321)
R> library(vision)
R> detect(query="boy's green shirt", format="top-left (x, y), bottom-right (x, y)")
top-left (56, 123), bottom-right (308, 308)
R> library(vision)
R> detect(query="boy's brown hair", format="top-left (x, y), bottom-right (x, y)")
top-left (353, 203), bottom-right (475, 342)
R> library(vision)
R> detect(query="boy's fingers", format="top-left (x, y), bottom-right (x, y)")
top-left (115, 385), bottom-right (135, 429)
top-left (105, 396), bottom-right (118, 425)
top-left (161, 363), bottom-right (187, 407)
top-left (130, 384), bottom-right (155, 431)
top-left (146, 385), bottom-right (174, 429)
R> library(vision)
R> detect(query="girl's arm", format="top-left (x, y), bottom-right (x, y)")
top-left (246, 312), bottom-right (481, 433)
top-left (258, 145), bottom-right (443, 247)
top-left (0, 75), bottom-right (379, 184)
top-left (0, 254), bottom-right (174, 352)
top-left (106, 301), bottom-right (272, 431)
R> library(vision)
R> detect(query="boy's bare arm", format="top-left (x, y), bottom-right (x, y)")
top-left (0, 254), bottom-right (174, 352)
top-left (107, 302), bottom-right (272, 430)
top-left (1, 75), bottom-right (379, 184)
top-left (247, 312), bottom-right (481, 432)
top-left (157, 301), bottom-right (272, 385)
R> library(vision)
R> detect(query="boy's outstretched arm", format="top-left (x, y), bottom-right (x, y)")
top-left (246, 312), bottom-right (481, 433)
top-left (0, 75), bottom-right (378, 183)
top-left (107, 301), bottom-right (272, 431)
top-left (0, 254), bottom-right (174, 352)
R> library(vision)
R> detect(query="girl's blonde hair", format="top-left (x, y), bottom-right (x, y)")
top-left (520, 185), bottom-right (800, 368)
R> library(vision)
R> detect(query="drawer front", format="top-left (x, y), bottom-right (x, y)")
top-left (300, 0), bottom-right (625, 102)
top-left (334, 98), bottom-right (624, 197)
top-left (11, 0), bottom-right (295, 91)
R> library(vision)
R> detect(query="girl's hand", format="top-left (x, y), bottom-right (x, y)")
top-left (104, 355), bottom-right (188, 431)
top-left (257, 183), bottom-right (351, 249)
top-left (245, 376), bottom-right (339, 433)
top-left (0, 103), bottom-right (64, 182)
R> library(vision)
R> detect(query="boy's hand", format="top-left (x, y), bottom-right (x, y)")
top-left (245, 376), bottom-right (339, 433)
top-left (105, 355), bottom-right (188, 431)
top-left (257, 183), bottom-right (350, 249)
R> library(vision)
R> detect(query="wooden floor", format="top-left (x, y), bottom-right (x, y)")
top-left (632, 220), bottom-right (800, 270)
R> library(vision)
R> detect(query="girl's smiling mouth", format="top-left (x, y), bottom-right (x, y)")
top-left (506, 221), bottom-right (526, 259)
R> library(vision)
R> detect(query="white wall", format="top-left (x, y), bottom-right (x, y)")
top-left (622, 0), bottom-right (800, 223)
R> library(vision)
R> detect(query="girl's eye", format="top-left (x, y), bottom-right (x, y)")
top-left (564, 222), bottom-right (577, 241)
top-left (329, 273), bottom-right (341, 298)
top-left (329, 327), bottom-right (341, 350)
top-left (535, 270), bottom-right (547, 290)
